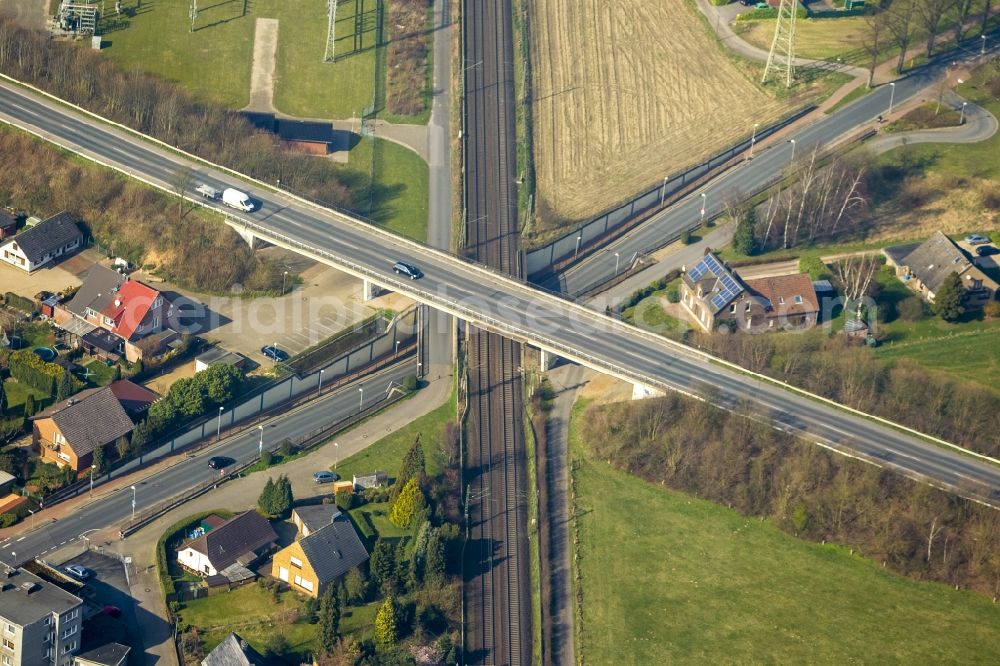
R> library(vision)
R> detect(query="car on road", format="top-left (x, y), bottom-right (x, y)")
top-left (313, 471), bottom-right (338, 483)
top-left (64, 564), bottom-right (91, 580)
top-left (207, 456), bottom-right (234, 470)
top-left (975, 245), bottom-right (998, 256)
top-left (261, 345), bottom-right (289, 362)
top-left (102, 605), bottom-right (122, 618)
top-left (965, 234), bottom-right (990, 245)
top-left (393, 261), bottom-right (423, 280)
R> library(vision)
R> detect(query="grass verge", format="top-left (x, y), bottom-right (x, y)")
top-left (567, 402), bottom-right (1000, 664)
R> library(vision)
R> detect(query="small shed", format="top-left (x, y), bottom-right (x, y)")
top-left (195, 346), bottom-right (246, 373)
top-left (333, 480), bottom-right (354, 494)
top-left (352, 471), bottom-right (388, 491)
top-left (0, 471), bottom-right (15, 496)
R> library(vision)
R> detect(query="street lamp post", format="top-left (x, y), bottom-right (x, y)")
top-left (317, 369), bottom-right (325, 397)
top-left (574, 234), bottom-right (582, 258)
top-left (960, 101), bottom-right (968, 125)
top-left (417, 361), bottom-right (422, 377)
top-left (216, 406), bottom-right (224, 441)
top-left (700, 192), bottom-right (707, 223)
top-left (258, 425), bottom-right (264, 457)
top-left (748, 122), bottom-right (760, 160)
top-left (358, 387), bottom-right (364, 412)
top-left (130, 485), bottom-right (137, 521)
top-left (334, 442), bottom-right (339, 469)
top-left (27, 509), bottom-right (34, 531)
top-left (614, 252), bottom-right (620, 275)
top-left (888, 82), bottom-right (896, 116)
top-left (789, 139), bottom-right (796, 163)
top-left (982, 35), bottom-right (987, 57)
top-left (659, 176), bottom-right (669, 205)
top-left (281, 270), bottom-right (289, 295)
top-left (395, 340), bottom-right (401, 355)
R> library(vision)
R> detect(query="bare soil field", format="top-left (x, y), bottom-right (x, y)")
top-left (529, 0), bottom-right (803, 229)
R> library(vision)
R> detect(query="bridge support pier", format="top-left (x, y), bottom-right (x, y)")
top-left (631, 383), bottom-right (664, 401)
top-left (539, 349), bottom-right (558, 371)
top-left (225, 220), bottom-right (261, 250)
top-left (362, 279), bottom-right (379, 302)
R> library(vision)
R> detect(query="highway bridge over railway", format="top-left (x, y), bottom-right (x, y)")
top-left (2, 75), bottom-right (1000, 509)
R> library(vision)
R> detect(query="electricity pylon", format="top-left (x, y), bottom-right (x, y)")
top-left (761, 0), bottom-right (797, 88)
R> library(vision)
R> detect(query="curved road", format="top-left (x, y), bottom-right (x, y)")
top-left (553, 41), bottom-right (1000, 295)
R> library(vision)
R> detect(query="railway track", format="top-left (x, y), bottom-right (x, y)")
top-left (462, 0), bottom-right (531, 663)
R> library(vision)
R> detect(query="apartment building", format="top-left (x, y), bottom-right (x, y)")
top-left (0, 569), bottom-right (83, 666)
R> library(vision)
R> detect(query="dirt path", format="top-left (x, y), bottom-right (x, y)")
top-left (245, 18), bottom-right (279, 114)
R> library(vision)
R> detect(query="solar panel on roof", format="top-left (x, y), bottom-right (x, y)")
top-left (712, 294), bottom-right (729, 310)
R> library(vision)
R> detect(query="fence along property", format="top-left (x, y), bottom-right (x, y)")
top-left (524, 105), bottom-right (815, 279)
top-left (44, 308), bottom-right (420, 507)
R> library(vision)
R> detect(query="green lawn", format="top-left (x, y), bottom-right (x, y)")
top-left (178, 584), bottom-right (317, 655)
top-left (620, 293), bottom-right (689, 342)
top-left (2, 379), bottom-right (49, 413)
top-left (569, 411), bottom-right (1000, 664)
top-left (366, 139), bottom-right (430, 242)
top-left (100, 0), bottom-right (376, 118)
top-left (738, 16), bottom-right (871, 62)
top-left (81, 359), bottom-right (118, 387)
top-left (333, 385), bottom-right (455, 482)
top-left (349, 500), bottom-right (409, 541)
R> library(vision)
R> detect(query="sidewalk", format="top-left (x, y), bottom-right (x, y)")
top-left (34, 372), bottom-right (453, 666)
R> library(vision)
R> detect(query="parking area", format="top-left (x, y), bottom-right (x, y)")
top-left (59, 551), bottom-right (146, 665)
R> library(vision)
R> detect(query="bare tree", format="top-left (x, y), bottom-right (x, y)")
top-left (887, 0), bottom-right (917, 73)
top-left (863, 9), bottom-right (889, 88)
top-left (833, 254), bottom-right (880, 311)
top-left (170, 166), bottom-right (194, 221)
top-left (954, 0), bottom-right (976, 42)
top-left (983, 0), bottom-right (993, 33)
top-left (917, 0), bottom-right (959, 57)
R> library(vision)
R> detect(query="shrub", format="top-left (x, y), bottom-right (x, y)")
top-left (799, 256), bottom-right (831, 281)
top-left (336, 491), bottom-right (356, 512)
top-left (984, 300), bottom-right (1000, 319)
top-left (260, 450), bottom-right (273, 467)
top-left (3, 292), bottom-right (35, 315)
top-left (8, 350), bottom-right (63, 395)
top-left (402, 375), bottom-right (419, 391)
top-left (278, 440), bottom-right (293, 457)
top-left (898, 296), bottom-right (927, 322)
top-left (666, 284), bottom-right (681, 303)
top-left (679, 229), bottom-right (692, 245)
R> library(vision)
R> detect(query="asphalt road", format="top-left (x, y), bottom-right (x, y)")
top-left (0, 360), bottom-right (416, 566)
top-left (550, 44), bottom-right (998, 295)
top-left (2, 76), bottom-right (1000, 506)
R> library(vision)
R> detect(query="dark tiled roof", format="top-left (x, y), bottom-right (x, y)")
top-left (7, 212), bottom-right (82, 264)
top-left (298, 514), bottom-right (369, 584)
top-left (81, 328), bottom-right (123, 354)
top-left (293, 505), bottom-right (339, 534)
top-left (35, 387), bottom-right (134, 457)
top-left (64, 265), bottom-right (124, 318)
top-left (899, 231), bottom-right (971, 294)
top-left (184, 511), bottom-right (277, 572)
top-left (201, 633), bottom-right (270, 666)
top-left (0, 211), bottom-right (16, 230)
top-left (75, 643), bottom-right (131, 666)
top-left (276, 119), bottom-right (333, 143)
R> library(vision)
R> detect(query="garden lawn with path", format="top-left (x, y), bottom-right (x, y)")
top-left (569, 405), bottom-right (1000, 664)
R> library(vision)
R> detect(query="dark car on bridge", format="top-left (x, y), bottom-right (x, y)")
top-left (208, 456), bottom-right (234, 470)
top-left (393, 261), bottom-right (423, 280)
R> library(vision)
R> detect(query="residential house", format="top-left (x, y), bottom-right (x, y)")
top-left (32, 387), bottom-right (135, 473)
top-left (201, 633), bottom-right (269, 666)
top-left (884, 231), bottom-right (999, 308)
top-left (741, 274), bottom-right (821, 331)
top-left (681, 254), bottom-right (821, 332)
top-left (176, 511), bottom-right (277, 579)
top-left (0, 568), bottom-right (83, 666)
top-left (0, 212), bottom-right (17, 240)
top-left (352, 472), bottom-right (388, 491)
top-left (107, 380), bottom-right (159, 419)
top-left (0, 212), bottom-right (82, 273)
top-left (0, 472), bottom-right (15, 496)
top-left (54, 266), bottom-right (176, 362)
top-left (271, 506), bottom-right (368, 598)
top-left (74, 644), bottom-right (130, 666)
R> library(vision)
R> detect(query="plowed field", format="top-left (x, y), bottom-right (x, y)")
top-left (529, 0), bottom-right (796, 226)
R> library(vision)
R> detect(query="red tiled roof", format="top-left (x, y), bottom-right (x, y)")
top-left (109, 379), bottom-right (160, 415)
top-left (100, 279), bottom-right (160, 340)
top-left (743, 273), bottom-right (820, 317)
